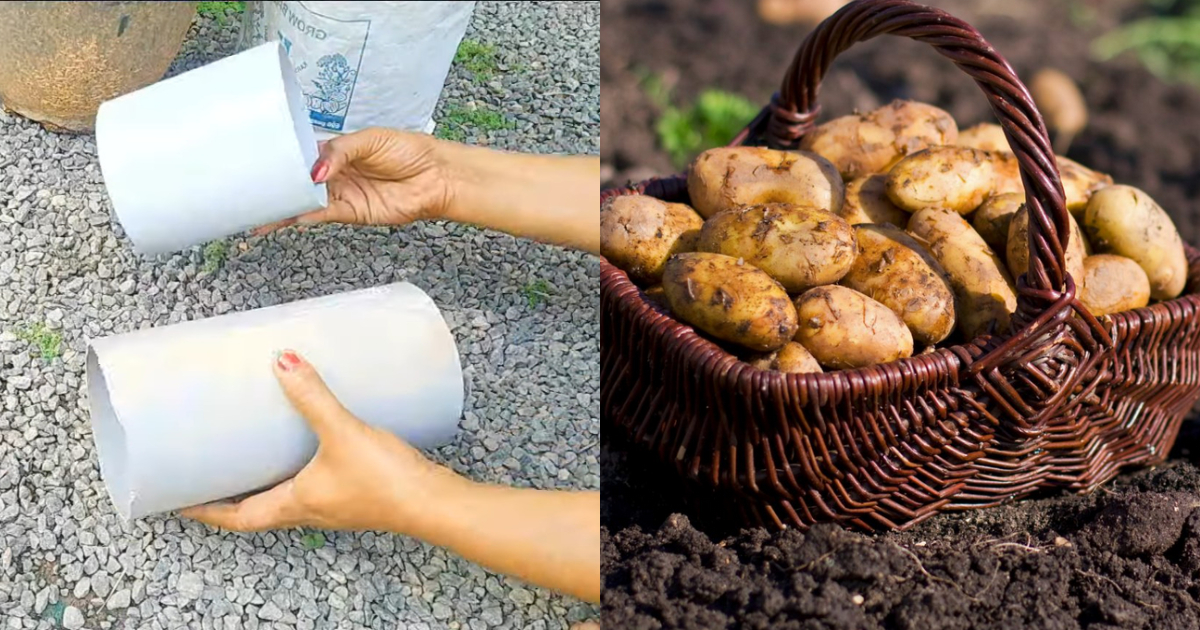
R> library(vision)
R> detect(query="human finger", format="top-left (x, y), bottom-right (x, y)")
top-left (178, 479), bottom-right (299, 532)
top-left (273, 350), bottom-right (364, 440)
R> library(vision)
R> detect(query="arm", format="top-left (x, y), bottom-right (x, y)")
top-left (410, 473), bottom-right (601, 604)
top-left (439, 143), bottom-right (601, 256)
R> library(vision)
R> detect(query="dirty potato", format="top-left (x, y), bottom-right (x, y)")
top-left (793, 285), bottom-right (914, 369)
top-left (973, 193), bottom-right (1024, 254)
top-left (697, 203), bottom-right (857, 293)
top-left (1005, 205), bottom-right (1088, 286)
top-left (1080, 254), bottom-right (1151, 316)
top-left (686, 146), bottom-right (844, 219)
top-left (958, 123), bottom-right (1013, 154)
top-left (748, 341), bottom-right (823, 374)
top-left (600, 195), bottom-right (703, 285)
top-left (839, 174), bottom-right (909, 226)
top-left (1059, 156), bottom-right (1113, 216)
top-left (991, 152), bottom-right (1025, 197)
top-left (1083, 185), bottom-right (1188, 300)
top-left (841, 224), bottom-right (956, 345)
top-left (662, 253), bottom-right (798, 351)
top-left (886, 146), bottom-right (997, 214)
top-left (799, 100), bottom-right (958, 180)
top-left (908, 208), bottom-right (1018, 339)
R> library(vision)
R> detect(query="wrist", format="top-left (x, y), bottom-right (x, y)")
top-left (386, 458), bottom-right (474, 542)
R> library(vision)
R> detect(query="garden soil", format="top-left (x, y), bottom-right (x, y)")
top-left (600, 0), bottom-right (1200, 628)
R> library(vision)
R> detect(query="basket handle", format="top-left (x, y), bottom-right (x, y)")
top-left (736, 0), bottom-right (1110, 371)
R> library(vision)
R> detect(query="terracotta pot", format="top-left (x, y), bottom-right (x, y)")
top-left (0, 1), bottom-right (198, 132)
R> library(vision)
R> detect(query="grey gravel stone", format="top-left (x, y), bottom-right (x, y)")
top-left (0, 1), bottom-right (597, 629)
top-left (62, 606), bottom-right (84, 630)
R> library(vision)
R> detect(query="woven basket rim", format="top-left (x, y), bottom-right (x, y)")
top-left (601, 177), bottom-right (1200, 390)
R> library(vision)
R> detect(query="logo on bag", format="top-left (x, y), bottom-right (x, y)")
top-left (308, 54), bottom-right (356, 123)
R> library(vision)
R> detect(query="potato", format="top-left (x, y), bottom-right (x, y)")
top-left (1059, 156), bottom-right (1113, 216)
top-left (1083, 185), bottom-right (1187, 300)
top-left (886, 146), bottom-right (997, 214)
top-left (991, 152), bottom-right (1025, 197)
top-left (1030, 68), bottom-right (1088, 153)
top-left (1005, 205), bottom-right (1087, 287)
top-left (793, 285), bottom-right (914, 369)
top-left (840, 224), bottom-right (956, 345)
top-left (839, 174), bottom-right (909, 226)
top-left (799, 100), bottom-right (958, 180)
top-left (907, 208), bottom-right (1018, 338)
top-left (748, 341), bottom-right (823, 374)
top-left (1080, 255), bottom-right (1151, 316)
top-left (686, 146), bottom-right (844, 219)
top-left (600, 195), bottom-right (703, 285)
top-left (973, 193), bottom-right (1024, 253)
top-left (958, 123), bottom-right (1013, 154)
top-left (662, 253), bottom-right (798, 351)
top-left (696, 203), bottom-right (856, 293)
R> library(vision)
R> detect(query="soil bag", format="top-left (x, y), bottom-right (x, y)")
top-left (241, 1), bottom-right (476, 137)
top-left (95, 41), bottom-right (327, 256)
top-left (86, 282), bottom-right (465, 521)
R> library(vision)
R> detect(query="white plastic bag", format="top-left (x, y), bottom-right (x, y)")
top-left (242, 1), bottom-right (476, 138)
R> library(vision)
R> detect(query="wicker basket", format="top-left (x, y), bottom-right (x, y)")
top-left (600, 0), bottom-right (1200, 532)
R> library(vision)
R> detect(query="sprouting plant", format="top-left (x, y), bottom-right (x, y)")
top-left (299, 530), bottom-right (326, 550)
top-left (1092, 0), bottom-right (1200, 84)
top-left (454, 39), bottom-right (499, 83)
top-left (436, 105), bottom-right (514, 142)
top-left (203, 239), bottom-right (229, 273)
top-left (523, 279), bottom-right (551, 309)
top-left (197, 1), bottom-right (246, 26)
top-left (641, 71), bottom-right (761, 168)
top-left (17, 323), bottom-right (62, 362)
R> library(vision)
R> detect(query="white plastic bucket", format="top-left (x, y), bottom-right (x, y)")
top-left (95, 41), bottom-right (328, 256)
top-left (86, 282), bottom-right (465, 521)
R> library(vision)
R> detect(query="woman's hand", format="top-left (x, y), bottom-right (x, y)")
top-left (257, 126), bottom-right (601, 255)
top-left (179, 349), bottom-right (455, 535)
top-left (255, 128), bottom-right (455, 234)
top-left (179, 350), bottom-right (601, 604)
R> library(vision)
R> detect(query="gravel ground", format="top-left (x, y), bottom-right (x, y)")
top-left (0, 2), bottom-right (599, 629)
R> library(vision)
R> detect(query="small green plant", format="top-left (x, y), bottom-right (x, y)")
top-left (197, 1), bottom-right (245, 25)
top-left (17, 323), bottom-right (61, 362)
top-left (436, 105), bottom-right (514, 142)
top-left (454, 39), bottom-right (499, 83)
top-left (640, 71), bottom-right (760, 168)
top-left (1092, 0), bottom-right (1200, 84)
top-left (523, 279), bottom-right (551, 309)
top-left (203, 239), bottom-right (229, 273)
top-left (300, 530), bottom-right (326, 550)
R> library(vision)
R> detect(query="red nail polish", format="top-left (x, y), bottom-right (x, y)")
top-left (311, 161), bottom-right (330, 183)
top-left (277, 351), bottom-right (302, 371)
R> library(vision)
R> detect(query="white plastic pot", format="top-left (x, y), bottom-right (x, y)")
top-left (95, 41), bottom-right (327, 256)
top-left (87, 282), bottom-right (464, 521)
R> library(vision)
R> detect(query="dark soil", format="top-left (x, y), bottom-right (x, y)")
top-left (601, 1), bottom-right (1200, 628)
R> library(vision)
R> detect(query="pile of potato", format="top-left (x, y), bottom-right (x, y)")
top-left (601, 99), bottom-right (1189, 374)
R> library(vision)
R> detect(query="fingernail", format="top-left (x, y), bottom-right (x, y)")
top-left (277, 350), bottom-right (302, 371)
top-left (310, 160), bottom-right (330, 183)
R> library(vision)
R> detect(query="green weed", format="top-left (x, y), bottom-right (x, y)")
top-left (640, 71), bottom-right (760, 168)
top-left (1092, 0), bottom-right (1200, 84)
top-left (523, 279), bottom-right (551, 309)
top-left (197, 1), bottom-right (245, 25)
top-left (17, 323), bottom-right (61, 362)
top-left (455, 39), bottom-right (499, 82)
top-left (436, 105), bottom-right (514, 142)
top-left (203, 239), bottom-right (229, 273)
top-left (300, 530), bottom-right (326, 550)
